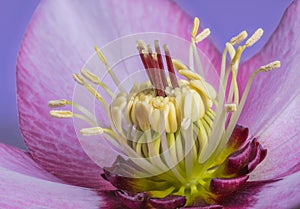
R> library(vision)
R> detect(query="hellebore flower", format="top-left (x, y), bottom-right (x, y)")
top-left (1, 0), bottom-right (300, 208)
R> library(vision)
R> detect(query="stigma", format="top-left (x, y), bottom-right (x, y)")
top-left (48, 17), bottom-right (280, 208)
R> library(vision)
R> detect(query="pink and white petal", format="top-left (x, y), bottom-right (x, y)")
top-left (17, 0), bottom-right (219, 189)
top-left (223, 171), bottom-right (300, 209)
top-left (0, 168), bottom-right (110, 209)
top-left (0, 143), bottom-right (62, 182)
top-left (249, 92), bottom-right (300, 180)
top-left (238, 0), bottom-right (300, 135)
top-left (0, 143), bottom-right (122, 209)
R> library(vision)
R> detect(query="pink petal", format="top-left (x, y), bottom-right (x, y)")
top-left (249, 92), bottom-right (300, 180)
top-left (0, 143), bottom-right (62, 182)
top-left (0, 169), bottom-right (107, 209)
top-left (223, 171), bottom-right (300, 208)
top-left (0, 143), bottom-right (116, 209)
top-left (238, 0), bottom-right (300, 135)
top-left (17, 0), bottom-right (220, 189)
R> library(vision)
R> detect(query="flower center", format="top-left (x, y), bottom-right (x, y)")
top-left (48, 17), bottom-right (280, 208)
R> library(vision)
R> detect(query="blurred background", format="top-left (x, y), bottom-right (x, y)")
top-left (0, 0), bottom-right (293, 150)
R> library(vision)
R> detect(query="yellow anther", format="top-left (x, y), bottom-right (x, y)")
top-left (195, 28), bottom-right (211, 43)
top-left (260, 60), bottom-right (281, 72)
top-left (191, 17), bottom-right (200, 39)
top-left (149, 108), bottom-right (161, 132)
top-left (81, 68), bottom-right (100, 84)
top-left (230, 30), bottom-right (248, 46)
top-left (49, 110), bottom-right (73, 118)
top-left (80, 127), bottom-right (104, 136)
top-left (152, 52), bottom-right (158, 60)
top-left (81, 68), bottom-right (114, 97)
top-left (135, 101), bottom-right (151, 131)
top-left (178, 69), bottom-right (202, 80)
top-left (167, 102), bottom-right (178, 133)
top-left (190, 79), bottom-right (217, 100)
top-left (94, 46), bottom-right (123, 92)
top-left (94, 46), bottom-right (108, 66)
top-left (225, 103), bottom-right (237, 112)
top-left (137, 40), bottom-right (148, 51)
top-left (172, 59), bottom-right (187, 71)
top-left (48, 99), bottom-right (67, 108)
top-left (73, 73), bottom-right (85, 85)
top-left (245, 28), bottom-right (264, 47)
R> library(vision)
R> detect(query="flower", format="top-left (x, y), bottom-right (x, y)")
top-left (1, 0), bottom-right (300, 208)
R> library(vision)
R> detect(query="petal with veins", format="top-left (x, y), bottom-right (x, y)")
top-left (222, 171), bottom-right (300, 209)
top-left (239, 0), bottom-right (300, 136)
top-left (0, 143), bottom-right (121, 209)
top-left (250, 92), bottom-right (300, 180)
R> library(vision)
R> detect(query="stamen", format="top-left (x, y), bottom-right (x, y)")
top-left (48, 99), bottom-right (67, 107)
top-left (225, 43), bottom-right (236, 60)
top-left (226, 29), bottom-right (264, 106)
top-left (94, 46), bottom-right (124, 92)
top-left (231, 69), bottom-right (239, 105)
top-left (225, 103), bottom-right (237, 112)
top-left (80, 68), bottom-right (114, 97)
top-left (191, 17), bottom-right (200, 39)
top-left (73, 74), bottom-right (106, 104)
top-left (178, 69), bottom-right (202, 80)
top-left (80, 68), bottom-right (100, 84)
top-left (48, 99), bottom-right (96, 124)
top-left (50, 110), bottom-right (95, 126)
top-left (230, 30), bottom-right (248, 46)
top-left (195, 28), bottom-right (211, 43)
top-left (80, 127), bottom-right (104, 136)
top-left (73, 73), bottom-right (119, 135)
top-left (147, 44), bottom-right (153, 54)
top-left (190, 39), bottom-right (205, 77)
top-left (245, 28), bottom-right (264, 47)
top-left (218, 44), bottom-right (230, 97)
top-left (73, 73), bottom-right (85, 85)
top-left (231, 46), bottom-right (245, 69)
top-left (260, 60), bottom-right (281, 72)
top-left (172, 59), bottom-right (188, 71)
top-left (49, 110), bottom-right (73, 118)
top-left (225, 60), bottom-right (281, 149)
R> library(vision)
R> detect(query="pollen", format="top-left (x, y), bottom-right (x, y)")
top-left (48, 17), bottom-right (281, 208)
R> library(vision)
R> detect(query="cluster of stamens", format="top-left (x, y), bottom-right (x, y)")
top-left (48, 17), bottom-right (280, 208)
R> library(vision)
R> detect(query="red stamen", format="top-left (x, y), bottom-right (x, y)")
top-left (163, 45), bottom-right (179, 88)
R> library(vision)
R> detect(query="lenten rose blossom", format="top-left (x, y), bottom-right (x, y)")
top-left (1, 0), bottom-right (300, 208)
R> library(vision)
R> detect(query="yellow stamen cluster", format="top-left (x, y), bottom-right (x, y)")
top-left (111, 76), bottom-right (214, 133)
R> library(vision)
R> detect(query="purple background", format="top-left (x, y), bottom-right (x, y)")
top-left (0, 0), bottom-right (293, 150)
